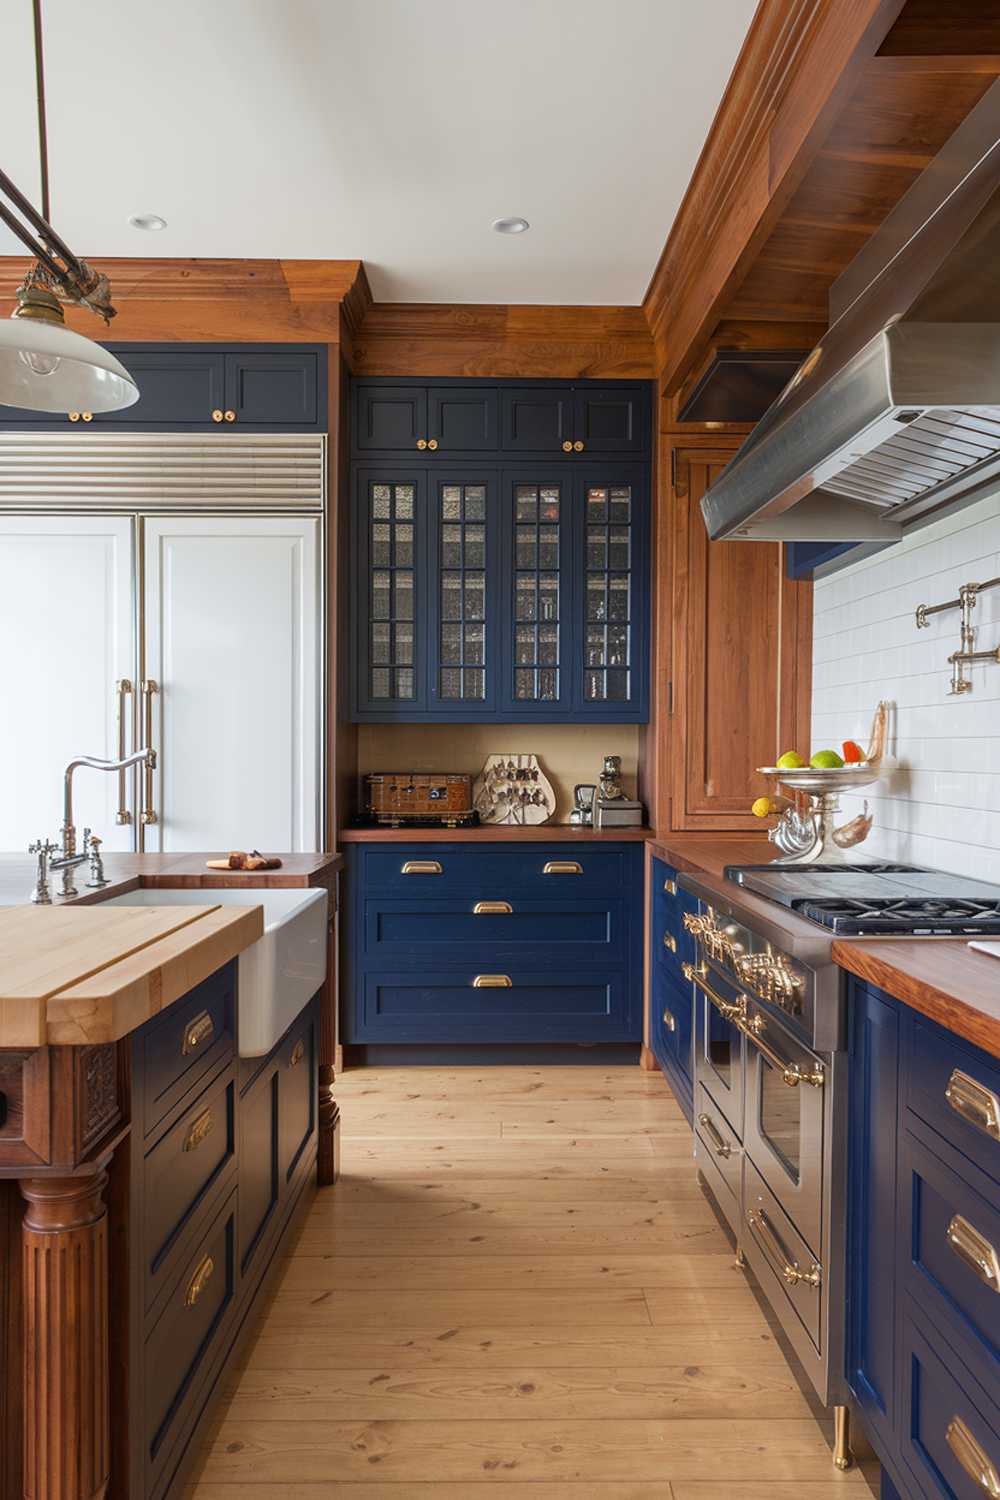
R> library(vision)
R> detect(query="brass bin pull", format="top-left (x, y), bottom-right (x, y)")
top-left (140, 679), bottom-right (158, 825)
top-left (182, 1011), bottom-right (214, 1056)
top-left (664, 878), bottom-right (677, 895)
top-left (662, 1007), bottom-right (676, 1033)
top-left (402, 860), bottom-right (442, 875)
top-left (946, 1069), bottom-right (1000, 1143)
top-left (473, 901), bottom-right (513, 915)
top-left (682, 961), bottom-right (743, 1022)
top-left (946, 1415), bottom-right (1000, 1496)
top-left (698, 1112), bottom-right (731, 1159)
top-left (947, 1213), bottom-right (1000, 1293)
top-left (289, 1038), bottom-right (305, 1068)
top-left (115, 679), bottom-right (133, 825)
top-left (663, 933), bottom-right (677, 954)
top-left (473, 975), bottom-right (512, 988)
top-left (185, 1254), bottom-right (215, 1308)
top-left (183, 1109), bottom-right (214, 1153)
top-left (740, 1015), bottom-right (824, 1090)
top-left (747, 1208), bottom-right (821, 1290)
top-left (543, 860), bottom-right (582, 875)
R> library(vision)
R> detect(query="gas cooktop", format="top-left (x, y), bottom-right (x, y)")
top-left (723, 862), bottom-right (1000, 936)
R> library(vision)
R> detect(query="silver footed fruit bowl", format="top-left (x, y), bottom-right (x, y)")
top-left (756, 764), bottom-right (884, 795)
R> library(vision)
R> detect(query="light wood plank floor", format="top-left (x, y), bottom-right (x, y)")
top-left (188, 1066), bottom-right (878, 1498)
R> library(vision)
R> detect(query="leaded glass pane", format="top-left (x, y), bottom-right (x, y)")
top-left (437, 483), bottom-right (489, 702)
top-left (368, 480), bottom-right (420, 704)
top-left (582, 481), bottom-right (632, 704)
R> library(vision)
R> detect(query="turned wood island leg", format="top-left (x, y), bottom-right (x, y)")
top-left (317, 1063), bottom-right (341, 1185)
top-left (19, 1169), bottom-right (110, 1500)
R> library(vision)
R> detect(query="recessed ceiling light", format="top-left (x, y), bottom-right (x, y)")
top-left (492, 217), bottom-right (529, 235)
top-left (128, 213), bottom-right (167, 232)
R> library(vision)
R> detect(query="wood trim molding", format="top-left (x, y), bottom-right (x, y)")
top-left (642, 0), bottom-right (906, 393)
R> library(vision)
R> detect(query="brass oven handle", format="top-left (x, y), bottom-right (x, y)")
top-left (182, 1011), bottom-right (214, 1056)
top-left (140, 679), bottom-right (158, 825)
top-left (663, 933), bottom-right (677, 954)
top-left (945, 1415), bottom-right (1000, 1496)
top-left (662, 1007), bottom-right (675, 1032)
top-left (947, 1213), bottom-right (1000, 1293)
top-left (747, 1208), bottom-right (821, 1289)
top-left (184, 1254), bottom-right (215, 1308)
top-left (946, 1070), bottom-right (1000, 1142)
top-left (474, 901), bottom-right (513, 915)
top-left (183, 1108), bottom-right (214, 1153)
top-left (289, 1038), bottom-right (305, 1068)
top-left (115, 678), bottom-right (133, 825)
top-left (682, 961), bottom-right (744, 1022)
top-left (739, 1013), bottom-right (824, 1089)
top-left (543, 861), bottom-right (582, 875)
top-left (402, 860), bottom-right (442, 875)
top-left (473, 975), bottom-right (512, 988)
top-left (698, 1111), bottom-right (731, 1159)
top-left (664, 878), bottom-right (677, 895)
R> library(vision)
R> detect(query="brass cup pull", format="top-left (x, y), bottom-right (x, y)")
top-left (473, 901), bottom-right (512, 915)
top-left (182, 1010), bottom-right (214, 1056)
top-left (946, 1069), bottom-right (1000, 1142)
top-left (223, 409), bottom-right (236, 422)
top-left (211, 409), bottom-right (224, 423)
top-left (289, 1038), bottom-right (305, 1068)
top-left (945, 1415), bottom-right (1000, 1496)
top-left (427, 438), bottom-right (439, 450)
top-left (947, 1213), bottom-right (1000, 1293)
top-left (698, 1111), bottom-right (731, 1159)
top-left (747, 1208), bottom-right (821, 1289)
top-left (573, 440), bottom-right (584, 452)
top-left (663, 933), bottom-right (677, 954)
top-left (473, 975), bottom-right (512, 988)
top-left (664, 878), bottom-right (677, 895)
top-left (401, 860), bottom-right (442, 875)
top-left (183, 1109), bottom-right (214, 1153)
top-left (185, 1254), bottom-right (215, 1307)
top-left (416, 438), bottom-right (428, 450)
top-left (662, 1007), bottom-right (676, 1032)
top-left (561, 440), bottom-right (573, 452)
top-left (68, 410), bottom-right (81, 422)
top-left (543, 861), bottom-right (582, 875)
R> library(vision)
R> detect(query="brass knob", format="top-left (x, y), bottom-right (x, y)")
top-left (427, 438), bottom-right (439, 450)
top-left (663, 933), bottom-right (677, 954)
top-left (416, 438), bottom-right (428, 450)
top-left (573, 440), bottom-right (584, 452)
top-left (224, 409), bottom-right (237, 423)
top-left (68, 411), bottom-right (81, 422)
top-left (211, 409), bottom-right (224, 423)
top-left (562, 440), bottom-right (573, 452)
top-left (82, 411), bottom-right (93, 422)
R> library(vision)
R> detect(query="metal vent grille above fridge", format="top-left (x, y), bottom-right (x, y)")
top-left (0, 432), bottom-right (326, 511)
top-left (821, 407), bottom-right (1000, 509)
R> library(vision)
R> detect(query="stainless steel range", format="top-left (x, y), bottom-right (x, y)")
top-left (677, 860), bottom-right (1000, 1473)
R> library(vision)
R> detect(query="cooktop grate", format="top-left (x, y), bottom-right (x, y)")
top-left (796, 897), bottom-right (1000, 935)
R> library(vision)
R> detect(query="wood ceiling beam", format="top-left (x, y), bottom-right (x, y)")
top-left (642, 0), bottom-right (907, 395)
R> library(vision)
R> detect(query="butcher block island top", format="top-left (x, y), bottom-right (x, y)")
top-left (0, 900), bottom-right (263, 1047)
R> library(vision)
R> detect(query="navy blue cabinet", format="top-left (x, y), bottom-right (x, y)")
top-left (648, 856), bottom-right (695, 1121)
top-left (0, 343), bottom-right (326, 430)
top-left (848, 978), bottom-right (1000, 1500)
top-left (343, 841), bottom-right (643, 1047)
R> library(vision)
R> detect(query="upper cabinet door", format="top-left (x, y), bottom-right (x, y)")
top-left (353, 470), bottom-right (429, 717)
top-left (223, 351), bottom-right (319, 426)
top-left (427, 471), bottom-right (500, 715)
top-left (90, 349), bottom-right (226, 426)
top-left (427, 388), bottom-right (498, 452)
top-left (500, 388), bottom-right (575, 454)
top-left (498, 469), bottom-right (573, 716)
top-left (355, 385), bottom-right (428, 452)
top-left (575, 466), bottom-right (649, 721)
top-left (573, 387), bottom-right (648, 455)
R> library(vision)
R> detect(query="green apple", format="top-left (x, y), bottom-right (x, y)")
top-left (776, 750), bottom-right (807, 769)
top-left (810, 749), bottom-right (845, 769)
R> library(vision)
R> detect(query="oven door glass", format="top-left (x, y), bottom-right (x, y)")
top-left (693, 964), bottom-right (745, 1138)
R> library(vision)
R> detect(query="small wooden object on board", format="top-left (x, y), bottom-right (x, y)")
top-left (206, 850), bottom-right (283, 872)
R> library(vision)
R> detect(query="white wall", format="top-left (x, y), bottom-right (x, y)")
top-left (811, 491), bottom-right (1000, 881)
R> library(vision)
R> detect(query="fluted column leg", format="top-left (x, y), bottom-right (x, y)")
top-left (317, 1064), bottom-right (341, 1185)
top-left (20, 1171), bottom-right (110, 1500)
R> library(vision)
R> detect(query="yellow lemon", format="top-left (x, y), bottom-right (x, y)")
top-left (751, 797), bottom-right (773, 818)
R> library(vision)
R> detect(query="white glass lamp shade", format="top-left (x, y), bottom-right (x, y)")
top-left (0, 317), bottom-right (139, 413)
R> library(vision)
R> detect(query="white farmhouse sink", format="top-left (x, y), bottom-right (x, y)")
top-left (100, 887), bottom-right (328, 1056)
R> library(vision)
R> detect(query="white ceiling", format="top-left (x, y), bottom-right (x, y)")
top-left (0, 0), bottom-right (756, 304)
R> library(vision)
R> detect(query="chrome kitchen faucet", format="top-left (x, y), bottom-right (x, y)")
top-left (29, 748), bottom-right (156, 903)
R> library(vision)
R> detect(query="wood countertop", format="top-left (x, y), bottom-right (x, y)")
top-left (0, 901), bottom-right (264, 1047)
top-left (646, 834), bottom-right (774, 880)
top-left (833, 938), bottom-right (1000, 1061)
top-left (0, 851), bottom-right (343, 908)
top-left (338, 825), bottom-right (652, 842)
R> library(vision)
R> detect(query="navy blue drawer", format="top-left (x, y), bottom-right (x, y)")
top-left (899, 1301), bottom-right (1000, 1500)
top-left (143, 1071), bottom-right (236, 1309)
top-left (353, 967), bottom-right (637, 1044)
top-left (357, 843), bottom-right (639, 897)
top-left (651, 857), bottom-right (697, 980)
top-left (904, 1013), bottom-right (1000, 1187)
top-left (651, 963), bottom-right (693, 1082)
top-left (900, 1119), bottom-right (1000, 1389)
top-left (362, 896), bottom-right (626, 966)
top-left (141, 963), bottom-right (235, 1135)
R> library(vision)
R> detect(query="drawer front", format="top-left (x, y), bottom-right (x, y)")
top-left (142, 963), bottom-right (235, 1135)
top-left (363, 896), bottom-right (627, 966)
top-left (144, 1072), bottom-right (236, 1302)
top-left (652, 964), bottom-right (693, 1085)
top-left (899, 1302), bottom-right (1000, 1500)
top-left (239, 1063), bottom-right (279, 1277)
top-left (651, 859), bottom-right (696, 978)
top-left (144, 1191), bottom-right (237, 1476)
top-left (905, 1013), bottom-right (1000, 1186)
top-left (358, 844), bottom-right (638, 898)
top-left (280, 1006), bottom-right (317, 1184)
top-left (900, 1122), bottom-right (1000, 1383)
top-left (695, 1082), bottom-right (742, 1235)
top-left (743, 1155), bottom-right (822, 1353)
top-left (353, 968), bottom-right (637, 1044)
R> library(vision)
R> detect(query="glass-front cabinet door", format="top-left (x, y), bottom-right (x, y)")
top-left (501, 469), bottom-right (570, 715)
top-left (354, 469), bottom-right (428, 716)
top-left (428, 472), bottom-right (499, 716)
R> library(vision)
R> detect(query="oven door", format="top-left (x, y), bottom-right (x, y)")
top-left (691, 961), bottom-right (745, 1139)
top-left (743, 998), bottom-right (825, 1259)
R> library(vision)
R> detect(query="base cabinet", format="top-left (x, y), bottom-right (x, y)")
top-left (648, 856), bottom-right (694, 1120)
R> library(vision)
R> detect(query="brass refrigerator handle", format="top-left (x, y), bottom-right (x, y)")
top-left (747, 1207), bottom-right (821, 1289)
top-left (739, 1013), bottom-right (825, 1090)
top-left (115, 678), bottom-right (133, 825)
top-left (140, 679), bottom-right (158, 825)
top-left (946, 1213), bottom-right (1000, 1293)
top-left (945, 1415), bottom-right (1000, 1496)
top-left (946, 1069), bottom-right (1000, 1142)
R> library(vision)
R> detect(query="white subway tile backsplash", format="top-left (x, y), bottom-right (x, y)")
top-left (811, 490), bottom-right (1000, 877)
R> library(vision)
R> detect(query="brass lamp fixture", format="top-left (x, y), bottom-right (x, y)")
top-left (0, 0), bottom-right (138, 413)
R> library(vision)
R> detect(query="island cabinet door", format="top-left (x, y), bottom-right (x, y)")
top-left (141, 515), bottom-right (320, 852)
top-left (0, 514), bottom-right (137, 851)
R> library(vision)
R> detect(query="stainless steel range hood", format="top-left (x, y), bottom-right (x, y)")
top-left (702, 78), bottom-right (1000, 544)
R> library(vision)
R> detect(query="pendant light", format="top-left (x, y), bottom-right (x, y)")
top-left (0, 0), bottom-right (138, 414)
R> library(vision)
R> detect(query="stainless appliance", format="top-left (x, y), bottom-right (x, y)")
top-left (700, 78), bottom-right (1000, 547)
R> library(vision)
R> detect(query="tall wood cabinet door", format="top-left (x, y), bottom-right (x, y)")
top-left (670, 448), bottom-right (810, 830)
top-left (0, 515), bottom-right (137, 851)
top-left (142, 516), bottom-right (320, 851)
